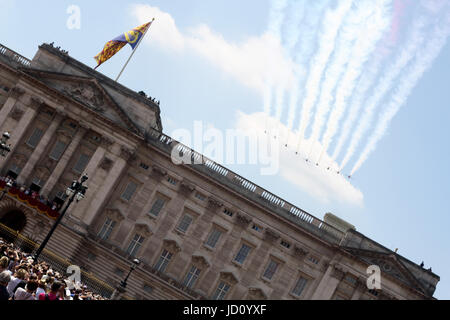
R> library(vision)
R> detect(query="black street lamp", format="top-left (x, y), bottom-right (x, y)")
top-left (0, 132), bottom-right (11, 157)
top-left (111, 258), bottom-right (140, 300)
top-left (33, 173), bottom-right (88, 262)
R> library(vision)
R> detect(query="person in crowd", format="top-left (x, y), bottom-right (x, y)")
top-left (7, 268), bottom-right (28, 296)
top-left (38, 281), bottom-right (62, 301)
top-left (0, 271), bottom-right (11, 301)
top-left (35, 280), bottom-right (47, 300)
top-left (13, 280), bottom-right (38, 300)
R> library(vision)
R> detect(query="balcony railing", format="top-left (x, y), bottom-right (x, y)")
top-left (145, 128), bottom-right (346, 244)
top-left (0, 181), bottom-right (60, 220)
top-left (0, 44), bottom-right (31, 67)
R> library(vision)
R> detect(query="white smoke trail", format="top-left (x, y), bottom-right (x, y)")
top-left (351, 12), bottom-right (450, 175)
top-left (339, 6), bottom-right (432, 170)
top-left (286, 0), bottom-right (331, 130)
top-left (307, 0), bottom-right (376, 158)
top-left (295, 0), bottom-right (354, 152)
top-left (268, 0), bottom-right (288, 121)
top-left (331, 49), bottom-right (388, 164)
top-left (317, 0), bottom-right (392, 163)
top-left (264, 0), bottom-right (288, 120)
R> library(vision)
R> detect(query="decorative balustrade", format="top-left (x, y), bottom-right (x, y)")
top-left (0, 44), bottom-right (31, 67)
top-left (146, 129), bottom-right (345, 243)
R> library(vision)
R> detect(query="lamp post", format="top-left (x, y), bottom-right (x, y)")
top-left (33, 173), bottom-right (88, 262)
top-left (110, 258), bottom-right (140, 300)
top-left (0, 132), bottom-right (11, 158)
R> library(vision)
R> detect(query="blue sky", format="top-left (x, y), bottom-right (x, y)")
top-left (1, 0), bottom-right (449, 299)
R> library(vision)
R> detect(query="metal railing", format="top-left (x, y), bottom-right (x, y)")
top-left (145, 128), bottom-right (346, 243)
top-left (0, 44), bottom-right (31, 67)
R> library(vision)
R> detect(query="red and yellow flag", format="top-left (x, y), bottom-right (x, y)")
top-left (94, 21), bottom-right (153, 69)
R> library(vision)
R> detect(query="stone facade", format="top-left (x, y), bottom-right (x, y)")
top-left (0, 43), bottom-right (440, 300)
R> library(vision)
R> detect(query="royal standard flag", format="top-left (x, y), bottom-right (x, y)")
top-left (94, 20), bottom-right (153, 69)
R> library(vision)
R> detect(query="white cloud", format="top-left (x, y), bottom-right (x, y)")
top-left (130, 4), bottom-right (296, 93)
top-left (235, 112), bottom-right (364, 207)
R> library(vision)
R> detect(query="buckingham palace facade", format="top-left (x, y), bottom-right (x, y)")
top-left (0, 42), bottom-right (440, 300)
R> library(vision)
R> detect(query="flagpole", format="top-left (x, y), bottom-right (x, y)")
top-left (115, 18), bottom-right (155, 82)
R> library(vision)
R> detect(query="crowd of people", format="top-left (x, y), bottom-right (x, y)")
top-left (0, 237), bottom-right (107, 300)
top-left (0, 176), bottom-right (63, 211)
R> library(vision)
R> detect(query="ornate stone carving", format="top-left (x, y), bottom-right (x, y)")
top-left (135, 223), bottom-right (152, 237)
top-left (63, 83), bottom-right (105, 112)
top-left (29, 96), bottom-right (44, 110)
top-left (330, 265), bottom-right (346, 281)
top-left (192, 255), bottom-right (210, 269)
top-left (179, 181), bottom-right (195, 197)
top-left (207, 197), bottom-right (223, 210)
top-left (150, 165), bottom-right (167, 181)
top-left (294, 245), bottom-right (309, 259)
top-left (220, 272), bottom-right (239, 285)
top-left (99, 157), bottom-right (113, 171)
top-left (235, 213), bottom-right (252, 228)
top-left (10, 107), bottom-right (24, 121)
top-left (248, 288), bottom-right (268, 300)
top-left (78, 121), bottom-right (91, 131)
top-left (120, 146), bottom-right (136, 162)
top-left (9, 86), bottom-right (25, 99)
top-left (264, 228), bottom-right (281, 244)
top-left (163, 239), bottom-right (181, 253)
top-left (100, 136), bottom-right (114, 148)
top-left (105, 208), bottom-right (126, 222)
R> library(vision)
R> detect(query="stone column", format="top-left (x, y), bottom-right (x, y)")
top-left (81, 146), bottom-right (133, 226)
top-left (351, 278), bottom-right (367, 300)
top-left (310, 263), bottom-right (344, 300)
top-left (17, 111), bottom-right (64, 185)
top-left (68, 144), bottom-right (107, 221)
top-left (40, 125), bottom-right (88, 197)
top-left (0, 87), bottom-right (25, 128)
top-left (0, 97), bottom-right (41, 172)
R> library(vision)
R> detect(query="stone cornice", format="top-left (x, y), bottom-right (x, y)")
top-left (235, 213), bottom-right (252, 228)
top-left (263, 228), bottom-right (281, 244)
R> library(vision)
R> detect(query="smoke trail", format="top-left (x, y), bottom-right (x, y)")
top-left (339, 4), bottom-right (433, 170)
top-left (295, 0), bottom-right (354, 152)
top-left (351, 12), bottom-right (450, 175)
top-left (317, 0), bottom-right (392, 162)
top-left (332, 45), bottom-right (390, 164)
top-left (307, 0), bottom-right (376, 158)
top-left (263, 0), bottom-right (288, 120)
top-left (286, 0), bottom-right (331, 130)
top-left (331, 0), bottom-right (409, 163)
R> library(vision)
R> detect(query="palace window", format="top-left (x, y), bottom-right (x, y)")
top-left (205, 228), bottom-right (223, 249)
top-left (154, 249), bottom-right (173, 273)
top-left (195, 192), bottom-right (206, 201)
top-left (121, 181), bottom-right (137, 201)
top-left (177, 214), bottom-right (193, 233)
top-left (234, 244), bottom-right (252, 265)
top-left (126, 234), bottom-right (145, 257)
top-left (212, 281), bottom-right (231, 300)
top-left (26, 128), bottom-right (43, 148)
top-left (292, 277), bottom-right (308, 297)
top-left (73, 153), bottom-right (90, 174)
top-left (98, 218), bottom-right (116, 241)
top-left (149, 197), bottom-right (166, 216)
top-left (49, 141), bottom-right (67, 161)
top-left (281, 240), bottom-right (291, 249)
top-left (182, 266), bottom-right (201, 289)
top-left (262, 260), bottom-right (279, 280)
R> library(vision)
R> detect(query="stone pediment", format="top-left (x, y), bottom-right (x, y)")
top-left (342, 247), bottom-right (429, 296)
top-left (22, 68), bottom-right (140, 134)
